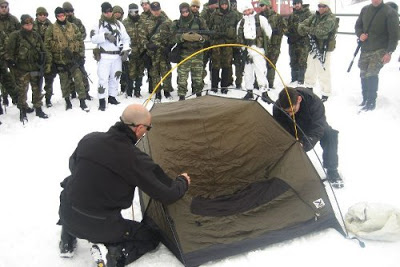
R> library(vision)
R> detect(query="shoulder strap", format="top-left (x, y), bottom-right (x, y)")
top-left (365, 5), bottom-right (384, 34)
top-left (150, 19), bottom-right (163, 37)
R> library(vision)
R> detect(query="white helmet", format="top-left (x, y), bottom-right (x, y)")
top-left (140, 0), bottom-right (150, 4)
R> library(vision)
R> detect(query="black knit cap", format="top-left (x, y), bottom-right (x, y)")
top-left (101, 2), bottom-right (113, 13)
top-left (54, 7), bottom-right (66, 17)
top-left (208, 0), bottom-right (218, 4)
top-left (150, 1), bottom-right (161, 11)
top-left (20, 14), bottom-right (33, 25)
top-left (293, 0), bottom-right (303, 4)
top-left (129, 3), bottom-right (139, 10)
top-left (179, 2), bottom-right (190, 11)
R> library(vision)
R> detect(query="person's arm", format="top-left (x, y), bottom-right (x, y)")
top-left (301, 96), bottom-right (327, 151)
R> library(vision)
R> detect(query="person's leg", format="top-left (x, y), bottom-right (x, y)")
top-left (59, 226), bottom-right (77, 257)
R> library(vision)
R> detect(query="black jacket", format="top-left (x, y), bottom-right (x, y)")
top-left (59, 122), bottom-right (188, 243)
top-left (273, 88), bottom-right (329, 152)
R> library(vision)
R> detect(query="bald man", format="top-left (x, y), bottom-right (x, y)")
top-left (57, 104), bottom-right (190, 266)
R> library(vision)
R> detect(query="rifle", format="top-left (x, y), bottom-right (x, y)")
top-left (308, 35), bottom-right (326, 70)
top-left (175, 29), bottom-right (224, 36)
top-left (78, 64), bottom-right (93, 84)
top-left (347, 40), bottom-right (361, 73)
top-left (38, 51), bottom-right (46, 91)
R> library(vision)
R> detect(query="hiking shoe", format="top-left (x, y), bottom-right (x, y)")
top-left (321, 96), bottom-right (329, 102)
top-left (327, 169), bottom-right (344, 189)
top-left (179, 95), bottom-right (185, 101)
top-left (108, 96), bottom-right (120, 105)
top-left (35, 107), bottom-right (49, 119)
top-left (59, 238), bottom-right (77, 258)
top-left (164, 92), bottom-right (173, 100)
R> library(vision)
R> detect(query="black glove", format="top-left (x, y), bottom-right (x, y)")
top-left (104, 32), bottom-right (117, 43)
top-left (301, 137), bottom-right (316, 152)
top-left (6, 59), bottom-right (16, 68)
top-left (120, 50), bottom-right (129, 62)
top-left (146, 43), bottom-right (159, 51)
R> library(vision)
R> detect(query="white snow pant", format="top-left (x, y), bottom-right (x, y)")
top-left (304, 51), bottom-right (332, 96)
top-left (244, 46), bottom-right (268, 90)
top-left (97, 54), bottom-right (122, 99)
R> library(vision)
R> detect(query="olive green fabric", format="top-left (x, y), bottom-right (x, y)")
top-left (138, 95), bottom-right (342, 267)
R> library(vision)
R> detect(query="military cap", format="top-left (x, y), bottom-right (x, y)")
top-left (140, 0), bottom-right (150, 4)
top-left (208, 0), bottom-right (218, 5)
top-left (21, 14), bottom-right (34, 25)
top-left (36, 7), bottom-right (48, 16)
top-left (318, 0), bottom-right (330, 7)
top-left (191, 0), bottom-right (201, 6)
top-left (54, 7), bottom-right (66, 17)
top-left (113, 5), bottom-right (124, 14)
top-left (101, 2), bottom-right (113, 13)
top-left (129, 3), bottom-right (139, 10)
top-left (150, 2), bottom-right (161, 11)
top-left (0, 0), bottom-right (8, 5)
top-left (62, 2), bottom-right (74, 11)
top-left (293, 0), bottom-right (303, 4)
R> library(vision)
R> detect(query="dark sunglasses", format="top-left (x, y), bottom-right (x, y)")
top-left (318, 4), bottom-right (327, 8)
top-left (64, 9), bottom-right (74, 13)
top-left (120, 117), bottom-right (152, 131)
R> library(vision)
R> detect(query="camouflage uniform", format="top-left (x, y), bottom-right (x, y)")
top-left (260, 8), bottom-right (287, 88)
top-left (298, 8), bottom-right (337, 98)
top-left (208, 0), bottom-right (240, 92)
top-left (286, 4), bottom-right (312, 84)
top-left (0, 10), bottom-right (19, 105)
top-left (33, 7), bottom-right (55, 105)
top-left (45, 20), bottom-right (86, 101)
top-left (123, 10), bottom-right (144, 97)
top-left (171, 8), bottom-right (209, 98)
top-left (200, 2), bottom-right (217, 81)
top-left (228, 8), bottom-right (243, 88)
top-left (139, 12), bottom-right (174, 101)
top-left (6, 18), bottom-right (48, 119)
top-left (355, 1), bottom-right (399, 110)
top-left (113, 6), bottom-right (124, 22)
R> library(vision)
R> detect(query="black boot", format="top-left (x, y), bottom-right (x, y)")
top-left (19, 109), bottom-right (28, 124)
top-left (134, 90), bottom-right (142, 98)
top-left (0, 100), bottom-right (3, 115)
top-left (79, 99), bottom-right (90, 112)
top-left (291, 69), bottom-right (298, 83)
top-left (59, 227), bottom-right (77, 258)
top-left (108, 96), bottom-right (120, 105)
top-left (243, 90), bottom-right (254, 100)
top-left (70, 91), bottom-right (77, 99)
top-left (261, 92), bottom-right (273, 104)
top-left (366, 75), bottom-right (378, 111)
top-left (26, 106), bottom-right (35, 113)
top-left (46, 97), bottom-right (52, 108)
top-left (155, 91), bottom-right (162, 103)
top-left (297, 68), bottom-right (305, 85)
top-left (106, 244), bottom-right (125, 267)
top-left (164, 91), bottom-right (173, 100)
top-left (2, 95), bottom-right (9, 106)
top-left (211, 68), bottom-right (220, 92)
top-left (99, 98), bottom-right (106, 111)
top-left (65, 97), bottom-right (72, 110)
top-left (220, 68), bottom-right (230, 94)
top-left (35, 107), bottom-right (49, 119)
top-left (360, 77), bottom-right (368, 106)
top-left (179, 95), bottom-right (185, 101)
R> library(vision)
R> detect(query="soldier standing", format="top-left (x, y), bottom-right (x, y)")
top-left (298, 0), bottom-right (337, 102)
top-left (259, 0), bottom-right (287, 89)
top-left (172, 2), bottom-right (209, 100)
top-left (0, 0), bottom-right (19, 106)
top-left (63, 1), bottom-right (92, 101)
top-left (90, 2), bottom-right (131, 111)
top-left (139, 2), bottom-right (174, 103)
top-left (209, 0), bottom-right (240, 93)
top-left (139, 0), bottom-right (153, 94)
top-left (33, 7), bottom-right (55, 108)
top-left (113, 5), bottom-right (124, 22)
top-left (45, 7), bottom-right (89, 112)
top-left (190, 0), bottom-right (202, 17)
top-left (123, 3), bottom-right (144, 98)
top-left (355, 0), bottom-right (399, 111)
top-left (6, 15), bottom-right (48, 122)
top-left (285, 0), bottom-right (311, 85)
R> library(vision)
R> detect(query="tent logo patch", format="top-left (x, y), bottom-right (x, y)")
top-left (313, 198), bottom-right (326, 209)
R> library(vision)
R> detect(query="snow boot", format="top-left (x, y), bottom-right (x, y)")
top-left (99, 98), bottom-right (106, 111)
top-left (106, 244), bottom-right (125, 267)
top-left (65, 97), bottom-right (72, 110)
top-left (261, 92), bottom-right (273, 104)
top-left (326, 169), bottom-right (344, 188)
top-left (360, 77), bottom-right (368, 106)
top-left (59, 227), bottom-right (77, 258)
top-left (79, 99), bottom-right (90, 112)
top-left (45, 97), bottom-right (52, 108)
top-left (19, 109), bottom-right (28, 124)
top-left (108, 96), bottom-right (120, 105)
top-left (35, 107), bottom-right (49, 119)
top-left (243, 90), bottom-right (254, 100)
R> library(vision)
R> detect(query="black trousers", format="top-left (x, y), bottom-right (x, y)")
top-left (320, 127), bottom-right (339, 170)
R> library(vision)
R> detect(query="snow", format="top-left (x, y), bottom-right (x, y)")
top-left (1, 1), bottom-right (399, 266)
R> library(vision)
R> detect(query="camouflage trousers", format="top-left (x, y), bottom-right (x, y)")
top-left (14, 69), bottom-right (43, 109)
top-left (0, 67), bottom-right (18, 102)
top-left (228, 47), bottom-right (243, 87)
top-left (43, 70), bottom-right (57, 100)
top-left (70, 64), bottom-right (90, 94)
top-left (266, 48), bottom-right (281, 87)
top-left (177, 51), bottom-right (204, 96)
top-left (289, 42), bottom-right (308, 69)
top-left (128, 55), bottom-right (145, 80)
top-left (358, 49), bottom-right (385, 78)
top-left (56, 65), bottom-right (86, 99)
top-left (150, 52), bottom-right (173, 93)
top-left (211, 46), bottom-right (233, 69)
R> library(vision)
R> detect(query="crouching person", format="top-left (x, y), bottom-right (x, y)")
top-left (273, 87), bottom-right (343, 188)
top-left (57, 104), bottom-right (191, 266)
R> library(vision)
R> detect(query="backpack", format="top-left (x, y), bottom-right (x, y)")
top-left (327, 17), bottom-right (339, 51)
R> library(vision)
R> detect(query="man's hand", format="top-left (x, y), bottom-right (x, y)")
top-left (104, 32), bottom-right (116, 43)
top-left (182, 32), bottom-right (203, 42)
top-left (382, 53), bottom-right (392, 64)
top-left (120, 50), bottom-right (130, 62)
top-left (359, 33), bottom-right (368, 42)
top-left (180, 173), bottom-right (191, 185)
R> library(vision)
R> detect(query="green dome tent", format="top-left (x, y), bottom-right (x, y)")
top-left (137, 95), bottom-right (344, 267)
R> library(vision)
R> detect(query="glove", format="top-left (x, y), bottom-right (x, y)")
top-left (146, 43), bottom-right (159, 51)
top-left (120, 50), bottom-right (130, 62)
top-left (44, 64), bottom-right (52, 74)
top-left (6, 59), bottom-right (16, 68)
top-left (182, 32), bottom-right (203, 42)
top-left (104, 32), bottom-right (117, 43)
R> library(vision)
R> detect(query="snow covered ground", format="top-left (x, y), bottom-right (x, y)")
top-left (1, 1), bottom-right (399, 266)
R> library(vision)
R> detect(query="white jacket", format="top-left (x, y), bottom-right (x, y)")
top-left (237, 13), bottom-right (272, 41)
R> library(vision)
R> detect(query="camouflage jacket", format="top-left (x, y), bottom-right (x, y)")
top-left (6, 29), bottom-right (48, 72)
top-left (171, 13), bottom-right (209, 51)
top-left (298, 9), bottom-right (337, 51)
top-left (355, 2), bottom-right (399, 53)
top-left (0, 13), bottom-right (20, 36)
top-left (67, 15), bottom-right (87, 40)
top-left (33, 18), bottom-right (52, 41)
top-left (45, 21), bottom-right (84, 66)
top-left (139, 13), bottom-right (172, 56)
top-left (209, 8), bottom-right (240, 44)
top-left (200, 4), bottom-right (216, 28)
top-left (260, 9), bottom-right (287, 46)
top-left (0, 30), bottom-right (7, 67)
top-left (122, 15), bottom-right (144, 58)
top-left (286, 4), bottom-right (312, 44)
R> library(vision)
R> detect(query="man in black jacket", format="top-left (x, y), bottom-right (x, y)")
top-left (58, 104), bottom-right (190, 266)
top-left (273, 87), bottom-right (343, 188)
